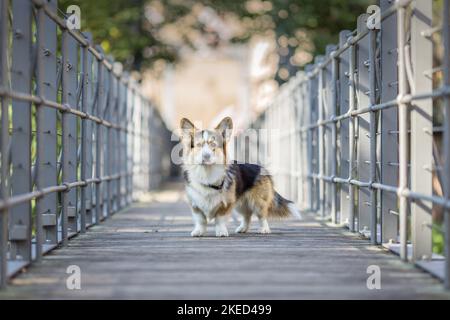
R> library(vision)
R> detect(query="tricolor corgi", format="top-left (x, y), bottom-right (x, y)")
top-left (180, 117), bottom-right (300, 237)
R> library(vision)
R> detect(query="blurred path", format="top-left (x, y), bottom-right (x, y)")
top-left (1, 182), bottom-right (448, 299)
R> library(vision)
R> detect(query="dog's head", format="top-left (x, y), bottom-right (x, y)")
top-left (180, 117), bottom-right (233, 166)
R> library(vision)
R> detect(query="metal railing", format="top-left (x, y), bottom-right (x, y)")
top-left (250, 0), bottom-right (450, 288)
top-left (0, 0), bottom-right (172, 287)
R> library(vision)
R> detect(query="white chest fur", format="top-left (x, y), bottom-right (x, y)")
top-left (186, 183), bottom-right (228, 220)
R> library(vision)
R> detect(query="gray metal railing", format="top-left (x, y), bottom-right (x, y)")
top-left (250, 0), bottom-right (450, 288)
top-left (0, 0), bottom-right (172, 287)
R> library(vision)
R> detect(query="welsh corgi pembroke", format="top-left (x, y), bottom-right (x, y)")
top-left (180, 117), bottom-right (301, 237)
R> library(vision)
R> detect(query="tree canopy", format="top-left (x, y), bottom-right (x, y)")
top-left (59, 0), bottom-right (373, 82)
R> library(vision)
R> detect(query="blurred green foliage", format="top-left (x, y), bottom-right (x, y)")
top-left (59, 0), bottom-right (373, 81)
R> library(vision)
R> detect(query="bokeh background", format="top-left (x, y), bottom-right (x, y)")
top-left (59, 0), bottom-right (377, 129)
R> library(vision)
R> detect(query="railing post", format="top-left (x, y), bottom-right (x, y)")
top-left (410, 0), bottom-right (433, 262)
top-left (106, 59), bottom-right (114, 218)
top-left (443, 0), bottom-right (450, 290)
top-left (115, 76), bottom-right (123, 210)
top-left (348, 36), bottom-right (357, 232)
top-left (305, 65), bottom-right (315, 212)
top-left (397, 0), bottom-right (409, 261)
top-left (325, 45), bottom-right (337, 222)
top-left (368, 24), bottom-right (379, 245)
top-left (10, 0), bottom-right (32, 262)
top-left (330, 50), bottom-right (339, 224)
top-left (338, 30), bottom-right (352, 226)
top-left (380, 0), bottom-right (399, 245)
top-left (0, 0), bottom-right (10, 288)
top-left (85, 33), bottom-right (94, 225)
top-left (35, 0), bottom-right (58, 257)
top-left (61, 27), bottom-right (79, 244)
top-left (317, 57), bottom-right (325, 218)
top-left (95, 46), bottom-right (105, 223)
top-left (356, 14), bottom-right (371, 236)
top-left (80, 36), bottom-right (88, 232)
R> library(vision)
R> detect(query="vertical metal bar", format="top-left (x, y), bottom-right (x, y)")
top-left (356, 14), bottom-right (371, 235)
top-left (37, 0), bottom-right (58, 250)
top-left (348, 40), bottom-right (357, 232)
top-left (380, 0), bottom-right (399, 245)
top-left (0, 0), bottom-right (9, 287)
top-left (397, 1), bottom-right (409, 261)
top-left (61, 29), bottom-right (79, 243)
top-left (95, 52), bottom-right (104, 224)
top-left (317, 60), bottom-right (325, 218)
top-left (65, 36), bottom-right (78, 237)
top-left (80, 38), bottom-right (89, 232)
top-left (410, 0), bottom-right (433, 262)
top-left (61, 30), bottom-right (69, 245)
top-left (106, 66), bottom-right (114, 216)
top-left (127, 87), bottom-right (134, 203)
top-left (306, 65), bottom-right (315, 211)
top-left (10, 0), bottom-right (32, 262)
top-left (116, 78), bottom-right (123, 210)
top-left (338, 30), bottom-right (352, 226)
top-left (369, 27), bottom-right (378, 245)
top-left (85, 34), bottom-right (93, 225)
top-left (129, 89), bottom-right (134, 202)
top-left (330, 52), bottom-right (338, 224)
top-left (443, 0), bottom-right (450, 290)
top-left (325, 46), bottom-right (336, 220)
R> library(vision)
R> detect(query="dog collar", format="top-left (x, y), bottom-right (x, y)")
top-left (202, 179), bottom-right (225, 191)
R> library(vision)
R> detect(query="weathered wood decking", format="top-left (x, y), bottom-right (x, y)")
top-left (1, 183), bottom-right (449, 299)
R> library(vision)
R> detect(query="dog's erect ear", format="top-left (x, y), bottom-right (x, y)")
top-left (180, 118), bottom-right (196, 147)
top-left (180, 118), bottom-right (196, 131)
top-left (215, 117), bottom-right (233, 141)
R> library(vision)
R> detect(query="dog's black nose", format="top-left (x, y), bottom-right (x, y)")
top-left (203, 154), bottom-right (211, 161)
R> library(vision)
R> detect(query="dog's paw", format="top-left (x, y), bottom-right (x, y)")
top-left (258, 227), bottom-right (271, 234)
top-left (215, 227), bottom-right (229, 237)
top-left (235, 225), bottom-right (249, 233)
top-left (191, 228), bottom-right (206, 237)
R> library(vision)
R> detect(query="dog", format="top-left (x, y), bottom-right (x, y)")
top-left (180, 116), bottom-right (300, 237)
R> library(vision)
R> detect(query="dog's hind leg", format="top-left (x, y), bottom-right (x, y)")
top-left (191, 207), bottom-right (207, 237)
top-left (235, 205), bottom-right (252, 234)
top-left (256, 205), bottom-right (271, 234)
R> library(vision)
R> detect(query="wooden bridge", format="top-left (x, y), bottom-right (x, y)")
top-left (0, 182), bottom-right (448, 299)
top-left (1, 0), bottom-right (450, 299)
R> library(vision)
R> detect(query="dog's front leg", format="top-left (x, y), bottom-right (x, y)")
top-left (191, 207), bottom-right (207, 237)
top-left (215, 214), bottom-right (230, 237)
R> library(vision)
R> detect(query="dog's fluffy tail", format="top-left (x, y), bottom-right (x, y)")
top-left (269, 192), bottom-right (302, 219)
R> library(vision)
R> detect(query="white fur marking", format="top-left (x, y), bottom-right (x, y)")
top-left (288, 203), bottom-right (302, 220)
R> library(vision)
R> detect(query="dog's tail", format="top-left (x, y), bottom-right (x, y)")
top-left (269, 191), bottom-right (302, 219)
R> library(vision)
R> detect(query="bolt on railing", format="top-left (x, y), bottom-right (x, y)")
top-left (0, 0), bottom-right (172, 287)
top-left (249, 0), bottom-right (450, 288)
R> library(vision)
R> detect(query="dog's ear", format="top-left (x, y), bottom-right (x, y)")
top-left (180, 118), bottom-right (196, 146)
top-left (180, 118), bottom-right (196, 131)
top-left (215, 117), bottom-right (233, 141)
